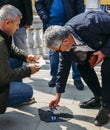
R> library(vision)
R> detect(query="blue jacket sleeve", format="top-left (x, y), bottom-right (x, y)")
top-left (56, 49), bottom-right (85, 93)
top-left (90, 12), bottom-right (110, 57)
top-left (56, 51), bottom-right (72, 93)
top-left (35, 0), bottom-right (50, 24)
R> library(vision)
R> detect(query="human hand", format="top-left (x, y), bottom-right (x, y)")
top-left (28, 64), bottom-right (40, 74)
top-left (26, 54), bottom-right (41, 63)
top-left (24, 24), bottom-right (30, 29)
top-left (49, 93), bottom-right (61, 110)
top-left (88, 51), bottom-right (106, 67)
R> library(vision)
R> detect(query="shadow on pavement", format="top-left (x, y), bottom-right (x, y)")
top-left (29, 77), bottom-right (93, 103)
top-left (38, 106), bottom-right (73, 123)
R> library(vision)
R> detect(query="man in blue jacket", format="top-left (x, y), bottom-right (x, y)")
top-left (44, 11), bottom-right (110, 126)
top-left (35, 0), bottom-right (85, 90)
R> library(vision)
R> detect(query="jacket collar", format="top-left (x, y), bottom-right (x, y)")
top-left (65, 25), bottom-right (86, 45)
top-left (0, 29), bottom-right (12, 49)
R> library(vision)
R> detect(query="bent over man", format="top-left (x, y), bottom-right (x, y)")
top-left (44, 11), bottom-right (110, 126)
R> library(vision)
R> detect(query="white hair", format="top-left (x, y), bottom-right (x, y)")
top-left (0, 4), bottom-right (22, 21)
top-left (43, 25), bottom-right (70, 48)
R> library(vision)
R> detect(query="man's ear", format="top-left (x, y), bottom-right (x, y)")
top-left (2, 20), bottom-right (10, 29)
top-left (62, 38), bottom-right (68, 46)
top-left (68, 34), bottom-right (75, 46)
top-left (63, 38), bottom-right (67, 42)
top-left (5, 19), bottom-right (11, 25)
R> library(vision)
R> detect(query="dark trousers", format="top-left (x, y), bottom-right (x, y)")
top-left (0, 85), bottom-right (10, 114)
top-left (77, 55), bottom-right (110, 105)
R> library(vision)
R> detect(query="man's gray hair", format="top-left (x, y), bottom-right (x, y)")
top-left (43, 25), bottom-right (70, 48)
top-left (0, 4), bottom-right (22, 21)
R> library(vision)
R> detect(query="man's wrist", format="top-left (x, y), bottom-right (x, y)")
top-left (56, 93), bottom-right (61, 98)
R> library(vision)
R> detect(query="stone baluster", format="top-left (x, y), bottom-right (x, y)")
top-left (85, 0), bottom-right (101, 11)
top-left (26, 15), bottom-right (49, 58)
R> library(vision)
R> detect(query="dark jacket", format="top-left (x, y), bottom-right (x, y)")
top-left (0, 29), bottom-right (32, 114)
top-left (35, 0), bottom-right (84, 29)
top-left (65, 11), bottom-right (110, 57)
top-left (0, 0), bottom-right (33, 27)
top-left (0, 30), bottom-right (31, 86)
top-left (56, 11), bottom-right (110, 93)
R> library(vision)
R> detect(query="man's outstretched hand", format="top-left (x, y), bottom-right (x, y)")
top-left (26, 54), bottom-right (41, 63)
top-left (49, 93), bottom-right (61, 110)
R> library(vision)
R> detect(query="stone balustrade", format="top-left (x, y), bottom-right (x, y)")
top-left (26, 13), bottom-right (49, 58)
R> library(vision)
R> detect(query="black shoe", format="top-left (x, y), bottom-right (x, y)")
top-left (74, 80), bottom-right (84, 90)
top-left (48, 78), bottom-right (56, 87)
top-left (95, 107), bottom-right (110, 126)
top-left (79, 97), bottom-right (101, 108)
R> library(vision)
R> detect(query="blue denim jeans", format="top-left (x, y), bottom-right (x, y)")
top-left (8, 58), bottom-right (33, 106)
top-left (49, 50), bottom-right (81, 80)
top-left (7, 82), bottom-right (33, 107)
top-left (13, 27), bottom-right (27, 51)
top-left (49, 50), bottom-right (59, 79)
top-left (9, 58), bottom-right (23, 82)
top-left (71, 62), bottom-right (81, 80)
top-left (9, 58), bottom-right (23, 70)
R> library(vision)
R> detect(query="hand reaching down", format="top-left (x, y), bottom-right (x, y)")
top-left (49, 93), bottom-right (61, 110)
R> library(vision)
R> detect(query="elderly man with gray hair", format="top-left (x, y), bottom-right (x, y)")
top-left (44, 11), bottom-right (110, 126)
top-left (0, 5), bottom-right (41, 114)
